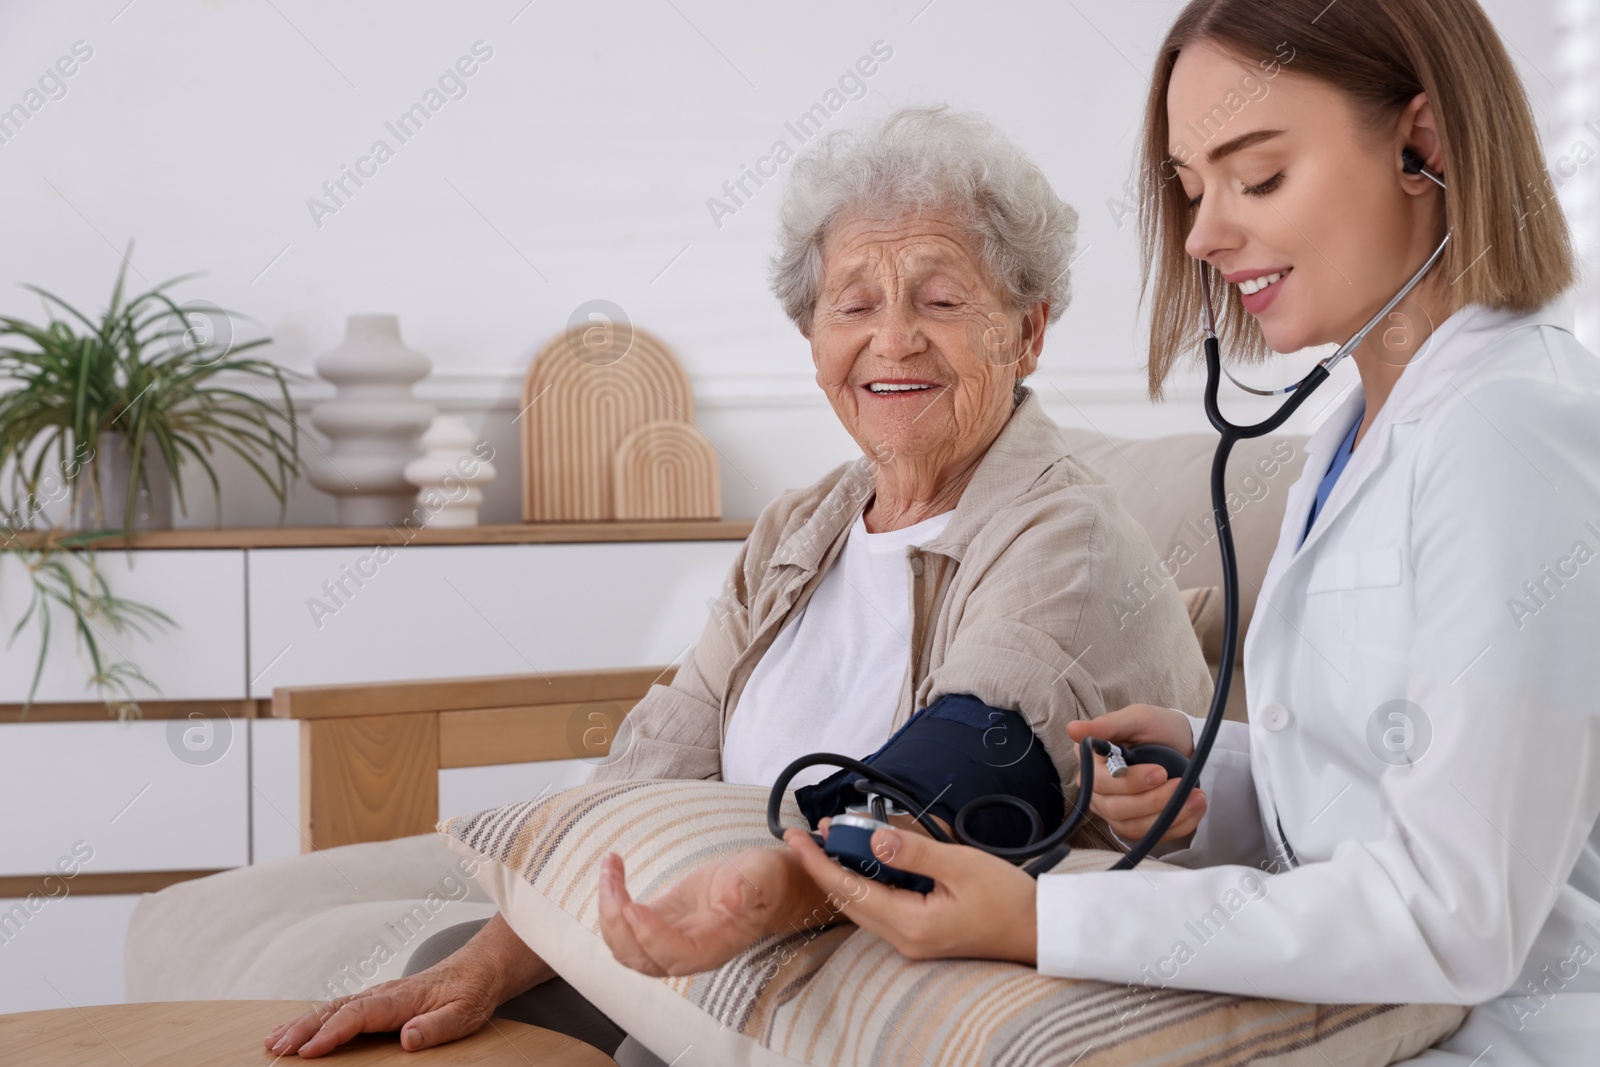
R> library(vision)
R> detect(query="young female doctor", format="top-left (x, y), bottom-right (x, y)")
top-left (784, 0), bottom-right (1600, 1062)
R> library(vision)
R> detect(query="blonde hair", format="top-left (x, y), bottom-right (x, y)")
top-left (1140, 0), bottom-right (1575, 399)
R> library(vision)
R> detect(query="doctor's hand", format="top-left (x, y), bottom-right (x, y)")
top-left (1066, 705), bottom-right (1206, 845)
top-left (783, 824), bottom-right (1038, 965)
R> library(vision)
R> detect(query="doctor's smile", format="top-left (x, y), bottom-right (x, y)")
top-left (1227, 266), bottom-right (1291, 315)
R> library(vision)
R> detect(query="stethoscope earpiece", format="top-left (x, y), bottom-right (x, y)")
top-left (1401, 147), bottom-right (1447, 189)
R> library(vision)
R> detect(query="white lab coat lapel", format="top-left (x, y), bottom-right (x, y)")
top-left (1250, 304), bottom-right (1517, 619)
top-left (1291, 386), bottom-right (1391, 562)
top-left (1291, 306), bottom-right (1506, 562)
top-left (1241, 308), bottom-right (1500, 866)
top-left (1247, 381), bottom-right (1367, 646)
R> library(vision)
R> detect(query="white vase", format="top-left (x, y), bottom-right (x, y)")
top-left (403, 416), bottom-right (497, 527)
top-left (307, 315), bottom-right (435, 526)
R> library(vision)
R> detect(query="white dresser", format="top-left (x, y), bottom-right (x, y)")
top-left (0, 522), bottom-right (747, 1013)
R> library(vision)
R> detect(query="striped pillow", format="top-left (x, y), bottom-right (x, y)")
top-left (440, 780), bottom-right (1465, 1066)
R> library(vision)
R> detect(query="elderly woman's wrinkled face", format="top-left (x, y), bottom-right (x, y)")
top-left (808, 209), bottom-right (1043, 477)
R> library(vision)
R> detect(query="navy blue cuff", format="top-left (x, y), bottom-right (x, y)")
top-left (794, 693), bottom-right (1063, 849)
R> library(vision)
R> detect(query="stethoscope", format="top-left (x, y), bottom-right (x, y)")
top-left (769, 148), bottom-right (1452, 887)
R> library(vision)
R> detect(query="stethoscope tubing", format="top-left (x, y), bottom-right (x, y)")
top-left (767, 743), bottom-right (1099, 876)
top-left (1111, 339), bottom-right (1331, 869)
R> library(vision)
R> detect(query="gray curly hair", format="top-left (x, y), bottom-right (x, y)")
top-left (768, 104), bottom-right (1079, 336)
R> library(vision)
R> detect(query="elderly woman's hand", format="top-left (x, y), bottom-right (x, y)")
top-left (263, 965), bottom-right (498, 1058)
top-left (261, 912), bottom-right (551, 1057)
top-left (598, 812), bottom-right (955, 978)
top-left (598, 847), bottom-right (819, 977)
top-left (782, 824), bottom-right (1038, 964)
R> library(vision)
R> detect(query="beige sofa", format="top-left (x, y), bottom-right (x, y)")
top-left (125, 426), bottom-right (1309, 1003)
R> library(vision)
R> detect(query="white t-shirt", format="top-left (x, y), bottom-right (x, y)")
top-left (721, 508), bottom-right (954, 790)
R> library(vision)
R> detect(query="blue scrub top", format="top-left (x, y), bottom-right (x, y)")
top-left (1301, 404), bottom-right (1364, 547)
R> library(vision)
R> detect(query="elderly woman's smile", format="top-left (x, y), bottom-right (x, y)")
top-left (808, 208), bottom-right (1046, 532)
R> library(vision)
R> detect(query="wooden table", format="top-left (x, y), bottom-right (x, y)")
top-left (0, 1000), bottom-right (619, 1065)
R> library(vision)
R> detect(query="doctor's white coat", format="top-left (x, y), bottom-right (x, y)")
top-left (1036, 304), bottom-right (1600, 1066)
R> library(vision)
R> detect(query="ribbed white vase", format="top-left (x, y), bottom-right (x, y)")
top-left (403, 416), bottom-right (497, 527)
top-left (308, 314), bottom-right (435, 526)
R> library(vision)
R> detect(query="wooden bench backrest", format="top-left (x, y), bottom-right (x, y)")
top-left (272, 666), bottom-right (673, 851)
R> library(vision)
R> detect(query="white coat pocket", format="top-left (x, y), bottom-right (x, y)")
top-left (1305, 545), bottom-right (1411, 681)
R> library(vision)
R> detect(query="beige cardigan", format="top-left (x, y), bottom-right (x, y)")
top-left (591, 388), bottom-right (1214, 790)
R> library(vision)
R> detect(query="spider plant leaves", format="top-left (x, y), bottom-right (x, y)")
top-left (0, 253), bottom-right (304, 530)
top-left (3, 537), bottom-right (175, 720)
top-left (0, 249), bottom-right (301, 718)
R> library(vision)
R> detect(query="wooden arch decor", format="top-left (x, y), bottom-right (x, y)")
top-left (612, 420), bottom-right (722, 520)
top-left (520, 325), bottom-right (720, 521)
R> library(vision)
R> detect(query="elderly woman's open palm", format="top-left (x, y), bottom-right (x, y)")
top-left (595, 848), bottom-right (798, 977)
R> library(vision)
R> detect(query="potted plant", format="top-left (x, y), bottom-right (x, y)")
top-left (0, 252), bottom-right (304, 717)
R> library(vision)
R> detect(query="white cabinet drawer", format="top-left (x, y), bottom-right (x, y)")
top-left (0, 720), bottom-right (249, 876)
top-left (247, 541), bottom-right (738, 695)
top-left (0, 893), bottom-right (143, 1012)
top-left (0, 550), bottom-right (247, 703)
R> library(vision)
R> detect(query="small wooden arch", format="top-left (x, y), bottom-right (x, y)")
top-left (612, 420), bottom-right (722, 520)
top-left (520, 325), bottom-right (718, 521)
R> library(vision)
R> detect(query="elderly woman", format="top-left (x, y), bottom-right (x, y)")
top-left (264, 105), bottom-right (1212, 1063)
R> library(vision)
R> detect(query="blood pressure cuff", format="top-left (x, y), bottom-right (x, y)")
top-left (793, 693), bottom-right (1063, 850)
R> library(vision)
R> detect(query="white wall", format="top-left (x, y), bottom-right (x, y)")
top-left (0, 0), bottom-right (1580, 526)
